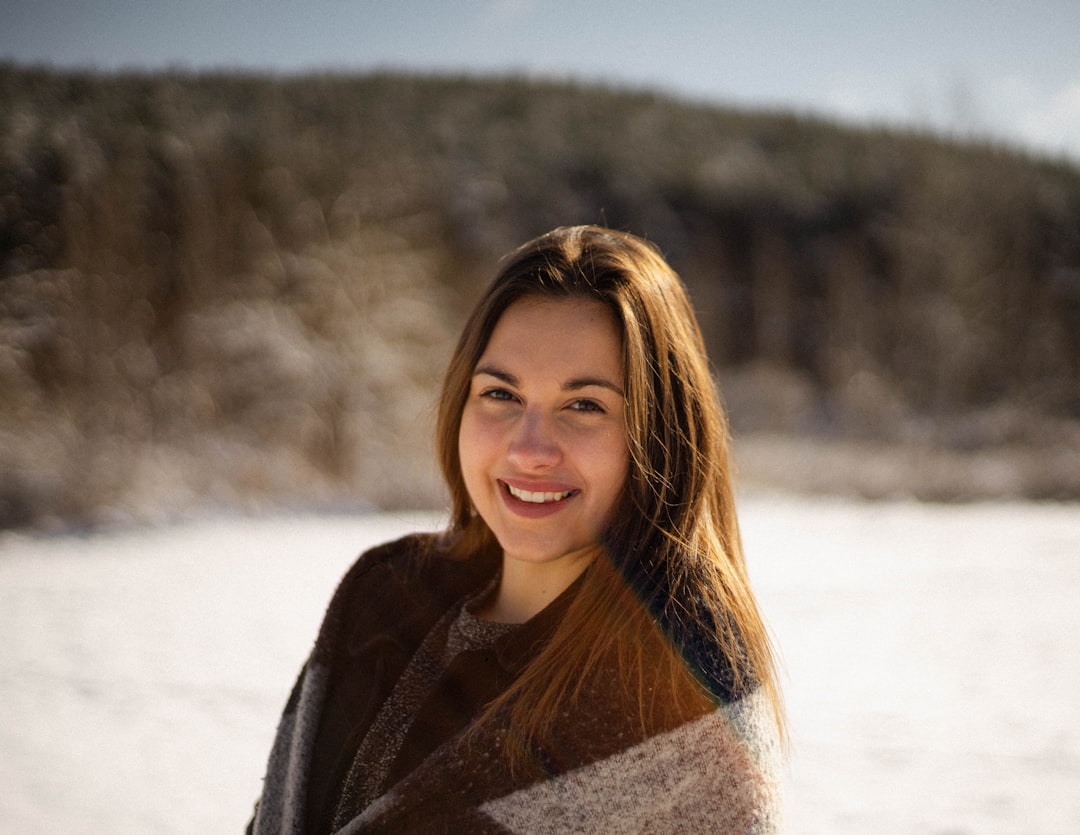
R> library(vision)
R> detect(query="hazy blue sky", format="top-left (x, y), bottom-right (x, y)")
top-left (4, 0), bottom-right (1079, 161)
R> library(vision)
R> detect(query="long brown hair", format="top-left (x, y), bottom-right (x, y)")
top-left (436, 225), bottom-right (784, 760)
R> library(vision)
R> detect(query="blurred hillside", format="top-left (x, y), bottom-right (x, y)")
top-left (1, 65), bottom-right (1079, 529)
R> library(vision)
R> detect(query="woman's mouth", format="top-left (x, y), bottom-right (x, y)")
top-left (505, 484), bottom-right (576, 504)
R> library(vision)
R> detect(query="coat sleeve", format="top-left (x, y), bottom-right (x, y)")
top-left (248, 533), bottom-right (449, 834)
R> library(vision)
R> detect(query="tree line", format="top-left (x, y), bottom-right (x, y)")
top-left (1, 65), bottom-right (1078, 527)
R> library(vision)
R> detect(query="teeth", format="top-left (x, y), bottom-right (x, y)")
top-left (507, 485), bottom-right (573, 503)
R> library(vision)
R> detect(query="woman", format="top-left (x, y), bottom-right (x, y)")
top-left (250, 226), bottom-right (785, 834)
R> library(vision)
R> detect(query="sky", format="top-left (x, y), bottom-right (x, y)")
top-left (3, 0), bottom-right (1080, 162)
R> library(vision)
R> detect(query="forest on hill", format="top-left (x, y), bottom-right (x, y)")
top-left (1, 65), bottom-right (1079, 529)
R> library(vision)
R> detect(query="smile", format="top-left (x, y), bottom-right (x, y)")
top-left (504, 483), bottom-right (577, 504)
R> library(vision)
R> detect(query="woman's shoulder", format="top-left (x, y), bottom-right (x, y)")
top-left (330, 531), bottom-right (466, 607)
top-left (312, 530), bottom-right (498, 660)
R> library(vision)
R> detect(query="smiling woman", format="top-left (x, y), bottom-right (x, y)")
top-left (249, 226), bottom-right (785, 834)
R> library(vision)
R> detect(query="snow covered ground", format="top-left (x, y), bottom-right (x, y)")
top-left (1, 495), bottom-right (1078, 834)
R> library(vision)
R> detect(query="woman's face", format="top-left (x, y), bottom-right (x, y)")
top-left (459, 296), bottom-right (629, 571)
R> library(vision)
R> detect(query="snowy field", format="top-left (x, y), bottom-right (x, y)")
top-left (1, 494), bottom-right (1078, 834)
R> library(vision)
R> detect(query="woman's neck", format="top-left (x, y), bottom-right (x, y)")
top-left (477, 547), bottom-right (596, 624)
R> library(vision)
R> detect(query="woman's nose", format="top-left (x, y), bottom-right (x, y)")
top-left (507, 410), bottom-right (561, 469)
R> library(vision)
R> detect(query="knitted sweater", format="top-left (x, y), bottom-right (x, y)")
top-left (250, 533), bottom-right (782, 834)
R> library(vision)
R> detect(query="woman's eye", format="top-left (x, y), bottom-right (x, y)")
top-left (570, 399), bottom-right (604, 413)
top-left (481, 388), bottom-right (516, 402)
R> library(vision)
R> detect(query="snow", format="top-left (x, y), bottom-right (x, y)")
top-left (1, 497), bottom-right (1078, 834)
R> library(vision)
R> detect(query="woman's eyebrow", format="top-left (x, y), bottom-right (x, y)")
top-left (474, 364), bottom-right (623, 396)
top-left (565, 376), bottom-right (625, 396)
top-left (473, 365), bottom-right (518, 386)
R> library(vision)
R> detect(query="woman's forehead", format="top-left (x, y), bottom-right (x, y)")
top-left (479, 296), bottom-right (624, 381)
